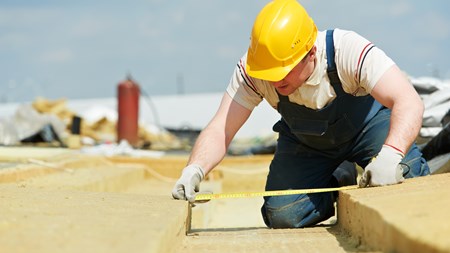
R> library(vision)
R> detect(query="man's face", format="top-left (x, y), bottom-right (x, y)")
top-left (269, 47), bottom-right (316, 96)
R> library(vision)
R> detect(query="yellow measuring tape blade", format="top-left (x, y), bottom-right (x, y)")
top-left (194, 185), bottom-right (358, 202)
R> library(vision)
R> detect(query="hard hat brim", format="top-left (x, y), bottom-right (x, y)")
top-left (246, 58), bottom-right (299, 82)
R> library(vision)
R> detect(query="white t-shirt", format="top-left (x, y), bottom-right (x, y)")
top-left (226, 29), bottom-right (395, 111)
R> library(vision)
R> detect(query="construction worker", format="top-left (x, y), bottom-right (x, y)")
top-left (172, 0), bottom-right (430, 228)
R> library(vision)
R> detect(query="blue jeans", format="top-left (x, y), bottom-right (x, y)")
top-left (261, 108), bottom-right (430, 228)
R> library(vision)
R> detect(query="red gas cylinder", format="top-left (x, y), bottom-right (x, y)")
top-left (117, 75), bottom-right (140, 147)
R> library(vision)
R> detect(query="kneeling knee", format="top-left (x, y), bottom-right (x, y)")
top-left (262, 205), bottom-right (300, 228)
top-left (261, 195), bottom-right (335, 228)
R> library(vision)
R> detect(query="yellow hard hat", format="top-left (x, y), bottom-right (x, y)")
top-left (246, 0), bottom-right (317, 81)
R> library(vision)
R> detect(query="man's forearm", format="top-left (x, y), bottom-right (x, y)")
top-left (385, 97), bottom-right (424, 153)
top-left (187, 127), bottom-right (229, 175)
top-left (370, 65), bottom-right (424, 154)
top-left (186, 92), bottom-right (252, 175)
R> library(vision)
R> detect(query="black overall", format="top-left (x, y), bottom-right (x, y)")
top-left (277, 30), bottom-right (382, 154)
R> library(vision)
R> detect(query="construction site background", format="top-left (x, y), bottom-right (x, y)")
top-left (0, 75), bottom-right (448, 156)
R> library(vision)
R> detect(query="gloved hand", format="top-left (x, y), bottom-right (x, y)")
top-left (359, 145), bottom-right (405, 187)
top-left (171, 164), bottom-right (205, 203)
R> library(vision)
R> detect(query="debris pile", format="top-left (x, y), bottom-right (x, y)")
top-left (0, 97), bottom-right (190, 151)
top-left (411, 76), bottom-right (450, 140)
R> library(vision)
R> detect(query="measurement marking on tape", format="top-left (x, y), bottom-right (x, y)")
top-left (194, 185), bottom-right (358, 202)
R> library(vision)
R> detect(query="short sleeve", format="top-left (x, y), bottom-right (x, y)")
top-left (226, 54), bottom-right (264, 110)
top-left (334, 29), bottom-right (396, 95)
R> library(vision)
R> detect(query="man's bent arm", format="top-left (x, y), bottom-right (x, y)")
top-left (370, 64), bottom-right (424, 153)
top-left (187, 92), bottom-right (252, 175)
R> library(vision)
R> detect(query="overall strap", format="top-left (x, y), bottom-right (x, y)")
top-left (326, 30), bottom-right (338, 82)
top-left (325, 29), bottom-right (344, 95)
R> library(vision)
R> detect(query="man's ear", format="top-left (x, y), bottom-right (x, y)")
top-left (308, 45), bottom-right (317, 61)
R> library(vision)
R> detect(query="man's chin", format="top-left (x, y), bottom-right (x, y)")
top-left (276, 88), bottom-right (293, 96)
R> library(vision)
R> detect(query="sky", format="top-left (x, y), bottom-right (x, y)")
top-left (1, 0), bottom-right (449, 103)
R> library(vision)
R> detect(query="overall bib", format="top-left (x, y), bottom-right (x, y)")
top-left (261, 30), bottom-right (430, 228)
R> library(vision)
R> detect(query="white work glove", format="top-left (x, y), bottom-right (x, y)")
top-left (359, 145), bottom-right (405, 187)
top-left (171, 164), bottom-right (205, 203)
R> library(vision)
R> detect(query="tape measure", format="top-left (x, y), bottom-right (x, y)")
top-left (194, 185), bottom-right (358, 203)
